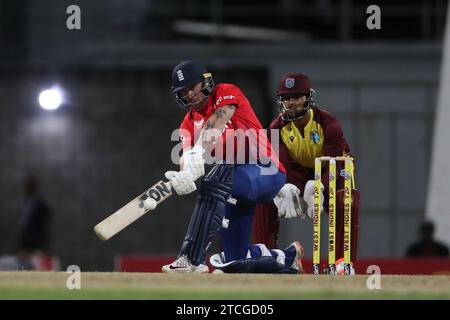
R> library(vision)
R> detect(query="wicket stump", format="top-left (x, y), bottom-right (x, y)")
top-left (313, 156), bottom-right (354, 275)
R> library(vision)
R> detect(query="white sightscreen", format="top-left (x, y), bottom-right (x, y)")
top-left (426, 4), bottom-right (450, 247)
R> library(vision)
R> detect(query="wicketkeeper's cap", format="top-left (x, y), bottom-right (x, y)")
top-left (276, 72), bottom-right (312, 96)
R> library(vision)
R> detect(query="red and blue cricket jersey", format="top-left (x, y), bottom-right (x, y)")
top-left (179, 83), bottom-right (285, 173)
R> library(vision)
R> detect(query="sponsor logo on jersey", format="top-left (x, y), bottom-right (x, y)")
top-left (215, 95), bottom-right (235, 106)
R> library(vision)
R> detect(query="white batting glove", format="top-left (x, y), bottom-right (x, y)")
top-left (303, 180), bottom-right (324, 219)
top-left (273, 183), bottom-right (304, 219)
top-left (182, 146), bottom-right (205, 181)
top-left (165, 170), bottom-right (197, 195)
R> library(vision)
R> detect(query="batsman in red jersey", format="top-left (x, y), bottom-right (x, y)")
top-left (252, 72), bottom-right (360, 267)
top-left (161, 61), bottom-right (304, 274)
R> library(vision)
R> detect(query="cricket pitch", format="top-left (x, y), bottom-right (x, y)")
top-left (0, 272), bottom-right (449, 299)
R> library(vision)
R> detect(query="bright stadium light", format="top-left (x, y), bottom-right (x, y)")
top-left (38, 87), bottom-right (63, 110)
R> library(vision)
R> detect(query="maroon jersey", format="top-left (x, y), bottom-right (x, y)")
top-left (253, 105), bottom-right (360, 263)
top-left (269, 106), bottom-right (352, 194)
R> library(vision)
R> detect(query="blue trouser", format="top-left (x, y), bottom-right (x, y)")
top-left (220, 164), bottom-right (286, 262)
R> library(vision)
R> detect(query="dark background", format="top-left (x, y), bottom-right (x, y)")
top-left (0, 0), bottom-right (447, 270)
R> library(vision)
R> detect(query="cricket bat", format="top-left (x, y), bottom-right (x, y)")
top-left (94, 180), bottom-right (172, 241)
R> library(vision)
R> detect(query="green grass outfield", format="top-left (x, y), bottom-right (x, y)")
top-left (0, 272), bottom-right (449, 300)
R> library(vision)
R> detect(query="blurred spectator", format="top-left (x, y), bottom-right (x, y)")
top-left (16, 174), bottom-right (52, 269)
top-left (406, 221), bottom-right (449, 258)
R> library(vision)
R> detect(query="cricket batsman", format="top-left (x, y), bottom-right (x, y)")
top-left (252, 72), bottom-right (360, 267)
top-left (161, 61), bottom-right (304, 273)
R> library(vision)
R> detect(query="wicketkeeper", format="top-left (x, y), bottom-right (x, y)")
top-left (162, 61), bottom-right (304, 273)
top-left (252, 72), bottom-right (360, 266)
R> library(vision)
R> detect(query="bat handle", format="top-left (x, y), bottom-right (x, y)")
top-left (164, 180), bottom-right (172, 190)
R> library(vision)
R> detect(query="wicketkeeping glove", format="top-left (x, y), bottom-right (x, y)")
top-left (303, 180), bottom-right (324, 219)
top-left (273, 183), bottom-right (304, 219)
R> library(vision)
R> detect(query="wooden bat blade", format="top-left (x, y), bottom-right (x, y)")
top-left (94, 180), bottom-right (172, 241)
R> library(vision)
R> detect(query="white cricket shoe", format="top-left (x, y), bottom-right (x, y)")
top-left (161, 255), bottom-right (209, 273)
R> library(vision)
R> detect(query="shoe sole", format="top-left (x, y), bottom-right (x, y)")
top-left (293, 241), bottom-right (304, 259)
top-left (293, 241), bottom-right (305, 274)
top-left (161, 266), bottom-right (209, 273)
top-left (161, 266), bottom-right (193, 273)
